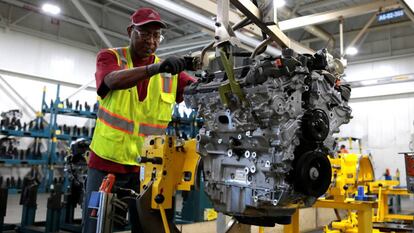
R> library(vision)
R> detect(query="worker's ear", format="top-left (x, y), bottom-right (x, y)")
top-left (127, 25), bottom-right (133, 38)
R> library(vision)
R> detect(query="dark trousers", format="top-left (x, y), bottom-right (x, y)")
top-left (82, 168), bottom-right (141, 233)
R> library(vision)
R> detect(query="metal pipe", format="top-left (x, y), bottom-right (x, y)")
top-left (339, 18), bottom-right (344, 58)
top-left (347, 12), bottom-right (377, 50)
top-left (70, 0), bottom-right (113, 47)
top-left (165, 32), bottom-right (208, 44)
top-left (158, 40), bottom-right (212, 51)
top-left (62, 78), bottom-right (95, 102)
top-left (251, 37), bottom-right (272, 58)
top-left (158, 44), bottom-right (209, 57)
top-left (0, 68), bottom-right (96, 91)
top-left (0, 75), bottom-right (37, 116)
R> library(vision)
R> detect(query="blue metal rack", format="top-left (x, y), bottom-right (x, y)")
top-left (0, 114), bottom-right (50, 193)
top-left (0, 84), bottom-right (97, 194)
top-left (41, 84), bottom-right (97, 187)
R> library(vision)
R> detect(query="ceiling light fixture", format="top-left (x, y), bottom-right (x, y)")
top-left (403, 0), bottom-right (414, 12)
top-left (274, 0), bottom-right (286, 8)
top-left (42, 2), bottom-right (61, 15)
top-left (345, 47), bottom-right (358, 56)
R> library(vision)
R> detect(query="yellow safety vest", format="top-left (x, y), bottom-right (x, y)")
top-left (90, 47), bottom-right (178, 166)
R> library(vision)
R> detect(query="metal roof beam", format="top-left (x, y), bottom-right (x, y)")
top-left (158, 39), bottom-right (212, 51)
top-left (347, 13), bottom-right (377, 51)
top-left (297, 0), bottom-right (348, 14)
top-left (71, 0), bottom-right (112, 47)
top-left (278, 7), bottom-right (333, 44)
top-left (140, 0), bottom-right (283, 56)
top-left (106, 0), bottom-right (188, 35)
top-left (166, 32), bottom-right (209, 44)
top-left (179, 0), bottom-right (328, 46)
top-left (10, 11), bottom-right (32, 26)
top-left (0, 0), bottom-right (129, 42)
top-left (279, 0), bottom-right (400, 31)
top-left (301, 20), bottom-right (412, 44)
top-left (0, 21), bottom-right (99, 52)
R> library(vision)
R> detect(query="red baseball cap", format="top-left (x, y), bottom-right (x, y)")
top-left (130, 7), bottom-right (167, 28)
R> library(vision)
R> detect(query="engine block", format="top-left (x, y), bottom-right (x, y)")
top-left (184, 49), bottom-right (352, 226)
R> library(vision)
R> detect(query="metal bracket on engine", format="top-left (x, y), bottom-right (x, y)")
top-left (218, 48), bottom-right (249, 108)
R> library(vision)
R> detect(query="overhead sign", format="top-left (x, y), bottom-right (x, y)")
top-left (377, 8), bottom-right (405, 22)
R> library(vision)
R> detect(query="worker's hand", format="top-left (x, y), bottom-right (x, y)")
top-left (159, 56), bottom-right (186, 75)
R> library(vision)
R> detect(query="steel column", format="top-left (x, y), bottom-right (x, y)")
top-left (339, 18), bottom-right (344, 57)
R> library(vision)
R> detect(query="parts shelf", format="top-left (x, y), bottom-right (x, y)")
top-left (0, 84), bottom-right (97, 193)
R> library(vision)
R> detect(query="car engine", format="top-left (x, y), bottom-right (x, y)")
top-left (184, 49), bottom-right (352, 226)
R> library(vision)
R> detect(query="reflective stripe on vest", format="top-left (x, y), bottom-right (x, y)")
top-left (138, 123), bottom-right (167, 136)
top-left (97, 106), bottom-right (134, 134)
top-left (108, 47), bottom-right (128, 69)
top-left (116, 47), bottom-right (128, 69)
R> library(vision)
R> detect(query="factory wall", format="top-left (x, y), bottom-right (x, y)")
top-left (0, 28), bottom-right (97, 122)
top-left (339, 56), bottom-right (414, 185)
top-left (0, 29), bottom-right (98, 179)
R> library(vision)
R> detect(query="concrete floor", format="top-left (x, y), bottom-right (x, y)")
top-left (4, 193), bottom-right (82, 224)
top-left (3, 193), bottom-right (414, 233)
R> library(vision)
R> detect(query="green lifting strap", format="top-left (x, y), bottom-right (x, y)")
top-left (218, 48), bottom-right (249, 107)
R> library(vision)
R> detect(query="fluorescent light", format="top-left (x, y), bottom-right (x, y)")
top-left (42, 3), bottom-right (61, 15)
top-left (360, 79), bottom-right (378, 86)
top-left (345, 47), bottom-right (358, 56)
top-left (274, 0), bottom-right (286, 8)
top-left (403, 0), bottom-right (414, 12)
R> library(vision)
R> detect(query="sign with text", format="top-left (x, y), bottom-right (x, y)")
top-left (377, 9), bottom-right (405, 22)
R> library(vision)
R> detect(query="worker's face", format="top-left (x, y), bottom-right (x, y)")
top-left (128, 24), bottom-right (162, 58)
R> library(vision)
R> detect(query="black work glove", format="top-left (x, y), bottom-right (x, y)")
top-left (159, 56), bottom-right (186, 75)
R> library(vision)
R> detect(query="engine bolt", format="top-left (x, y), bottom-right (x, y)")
top-left (244, 167), bottom-right (250, 174)
top-left (227, 149), bottom-right (233, 157)
top-left (244, 150), bottom-right (250, 158)
top-left (218, 138), bottom-right (222, 144)
top-left (272, 199), bottom-right (278, 206)
top-left (245, 131), bottom-right (251, 137)
top-left (265, 160), bottom-right (271, 167)
top-left (250, 165), bottom-right (256, 173)
top-left (237, 134), bottom-right (242, 140)
top-left (253, 196), bottom-right (259, 202)
top-left (252, 152), bottom-right (257, 158)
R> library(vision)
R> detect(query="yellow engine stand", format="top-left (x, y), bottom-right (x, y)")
top-left (136, 136), bottom-right (201, 233)
top-left (140, 136), bottom-right (200, 209)
top-left (327, 153), bottom-right (375, 201)
top-left (285, 153), bottom-right (413, 233)
top-left (324, 212), bottom-right (382, 233)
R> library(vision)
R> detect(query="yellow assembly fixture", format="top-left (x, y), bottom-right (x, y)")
top-left (322, 153), bottom-right (413, 233)
top-left (137, 136), bottom-right (201, 233)
top-left (324, 212), bottom-right (383, 233)
top-left (327, 153), bottom-right (375, 201)
top-left (140, 136), bottom-right (200, 209)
